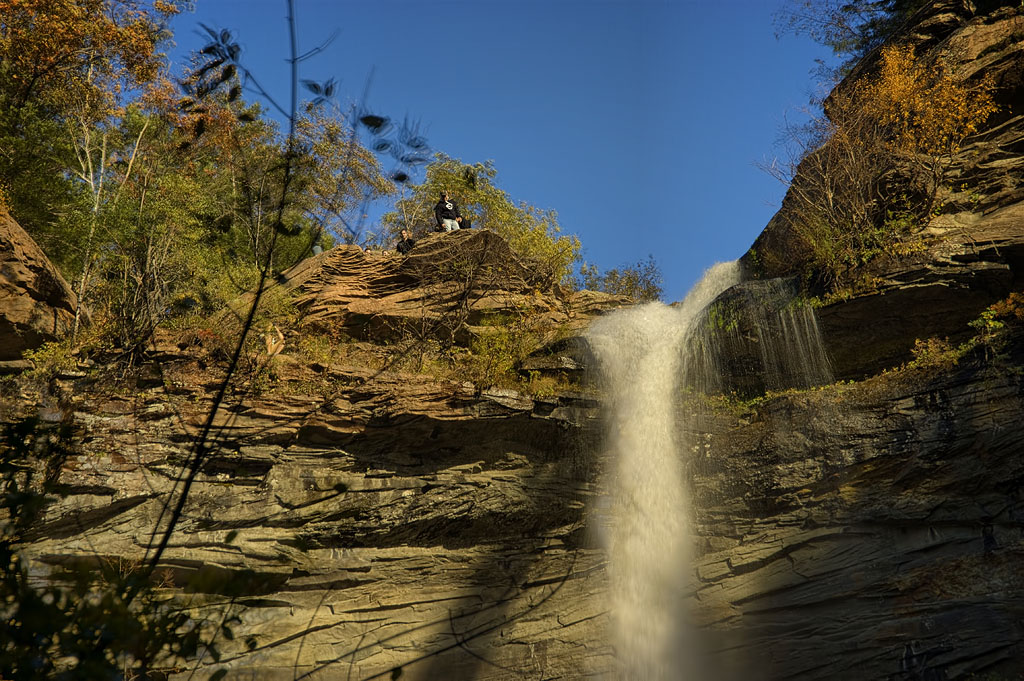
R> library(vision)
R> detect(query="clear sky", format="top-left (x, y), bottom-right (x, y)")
top-left (167, 0), bottom-right (834, 302)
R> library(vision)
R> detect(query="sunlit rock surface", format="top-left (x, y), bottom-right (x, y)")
top-left (249, 229), bottom-right (629, 351)
top-left (12, 322), bottom-right (1024, 680)
top-left (744, 1), bottom-right (1024, 381)
top-left (0, 208), bottom-right (81, 370)
top-left (12, 349), bottom-right (612, 680)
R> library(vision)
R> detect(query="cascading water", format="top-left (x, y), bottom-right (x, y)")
top-left (685, 277), bottom-right (832, 398)
top-left (586, 261), bottom-right (742, 681)
top-left (587, 263), bottom-right (832, 680)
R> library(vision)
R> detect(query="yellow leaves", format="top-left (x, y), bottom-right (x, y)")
top-left (0, 0), bottom-right (166, 113)
top-left (853, 43), bottom-right (997, 159)
top-left (152, 0), bottom-right (181, 17)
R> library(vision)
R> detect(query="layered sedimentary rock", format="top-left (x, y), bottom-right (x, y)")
top-left (253, 229), bottom-right (627, 352)
top-left (745, 1), bottom-right (1024, 381)
top-left (10, 346), bottom-right (612, 680)
top-left (687, 337), bottom-right (1024, 680)
top-left (12, 322), bottom-right (1024, 680)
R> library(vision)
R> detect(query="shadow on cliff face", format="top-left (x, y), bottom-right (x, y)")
top-left (267, 398), bottom-right (610, 681)
top-left (6, 329), bottom-right (621, 681)
top-left (685, 339), bottom-right (1024, 681)
top-left (202, 360), bottom-right (608, 678)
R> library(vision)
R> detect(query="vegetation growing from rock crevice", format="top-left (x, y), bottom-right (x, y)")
top-left (761, 41), bottom-right (996, 294)
top-left (701, 288), bottom-right (1024, 421)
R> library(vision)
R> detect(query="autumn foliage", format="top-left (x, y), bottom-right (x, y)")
top-left (0, 0), bottom-right (179, 113)
top-left (767, 42), bottom-right (997, 291)
top-left (860, 45), bottom-right (996, 157)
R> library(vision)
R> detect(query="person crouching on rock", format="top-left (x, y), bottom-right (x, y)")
top-left (396, 229), bottom-right (416, 255)
top-left (434, 190), bottom-right (463, 232)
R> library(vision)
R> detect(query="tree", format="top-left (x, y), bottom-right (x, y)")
top-left (775, 0), bottom-right (929, 73)
top-left (856, 43), bottom-right (996, 210)
top-left (762, 42), bottom-right (996, 291)
top-left (290, 101), bottom-right (395, 245)
top-left (577, 255), bottom-right (664, 302)
top-left (0, 0), bottom-right (182, 235)
top-left (383, 155), bottom-right (580, 285)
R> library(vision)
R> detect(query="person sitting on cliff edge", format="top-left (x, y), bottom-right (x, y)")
top-left (395, 229), bottom-right (416, 255)
top-left (434, 190), bottom-right (464, 232)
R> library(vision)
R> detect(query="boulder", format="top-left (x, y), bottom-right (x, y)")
top-left (0, 208), bottom-right (80, 361)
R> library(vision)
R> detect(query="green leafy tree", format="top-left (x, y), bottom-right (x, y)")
top-left (383, 154), bottom-right (580, 285)
top-left (290, 101), bottom-right (395, 244)
top-left (775, 0), bottom-right (929, 73)
top-left (577, 255), bottom-right (664, 302)
top-left (0, 0), bottom-right (183, 236)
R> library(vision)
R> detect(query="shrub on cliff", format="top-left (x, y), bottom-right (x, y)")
top-left (766, 43), bottom-right (996, 292)
top-left (382, 155), bottom-right (581, 286)
top-left (576, 255), bottom-right (664, 303)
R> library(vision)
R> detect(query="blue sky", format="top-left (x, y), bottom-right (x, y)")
top-left (167, 1), bottom-right (833, 302)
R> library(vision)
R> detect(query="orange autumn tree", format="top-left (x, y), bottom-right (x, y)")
top-left (854, 43), bottom-right (997, 212)
top-left (0, 0), bottom-right (182, 235)
top-left (769, 42), bottom-right (996, 291)
top-left (0, 0), bottom-right (179, 111)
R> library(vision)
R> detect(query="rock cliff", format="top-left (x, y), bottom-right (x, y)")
top-left (746, 0), bottom-right (1024, 381)
top-left (5, 347), bottom-right (610, 680)
top-left (4, 2), bottom-right (1024, 680)
top-left (688, 336), bottom-right (1024, 680)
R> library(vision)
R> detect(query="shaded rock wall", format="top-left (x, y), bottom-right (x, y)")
top-left (687, 336), bottom-right (1024, 680)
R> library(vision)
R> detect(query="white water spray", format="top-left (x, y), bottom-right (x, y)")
top-left (587, 261), bottom-right (743, 680)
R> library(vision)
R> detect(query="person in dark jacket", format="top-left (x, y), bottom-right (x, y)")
top-left (395, 229), bottom-right (416, 255)
top-left (434, 190), bottom-right (464, 232)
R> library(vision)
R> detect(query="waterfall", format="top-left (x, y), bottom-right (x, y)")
top-left (586, 261), bottom-right (742, 681)
top-left (685, 277), bottom-right (832, 398)
top-left (586, 264), bottom-right (831, 680)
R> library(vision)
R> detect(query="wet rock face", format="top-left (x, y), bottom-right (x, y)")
top-left (687, 337), bottom-right (1024, 681)
top-left (686, 278), bottom-right (833, 397)
top-left (0, 209), bottom-right (80, 365)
